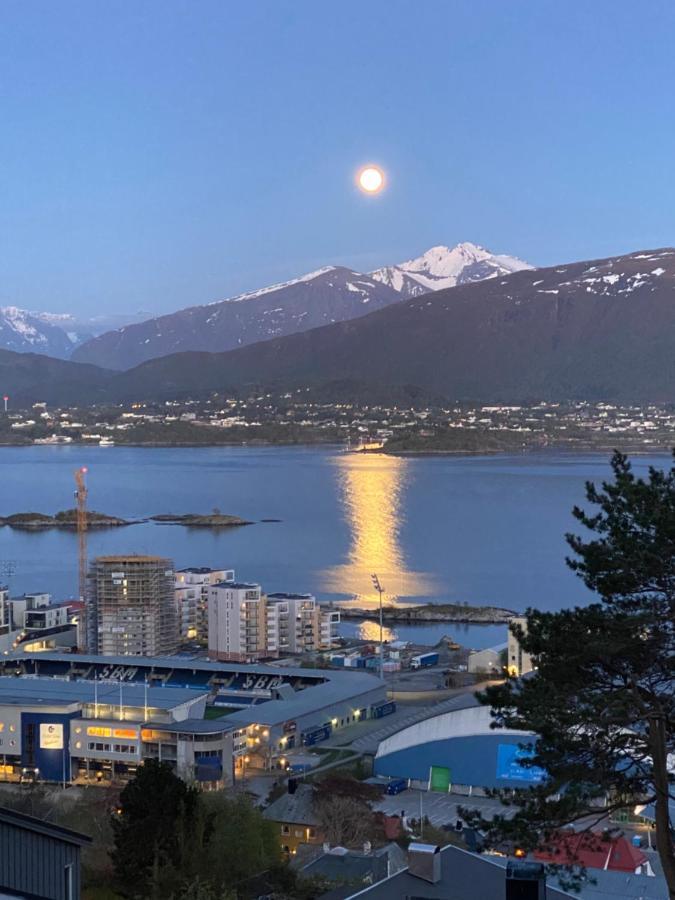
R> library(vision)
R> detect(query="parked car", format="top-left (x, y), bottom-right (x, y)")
top-left (385, 778), bottom-right (408, 795)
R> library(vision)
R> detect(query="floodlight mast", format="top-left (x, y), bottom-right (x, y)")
top-left (371, 573), bottom-right (385, 681)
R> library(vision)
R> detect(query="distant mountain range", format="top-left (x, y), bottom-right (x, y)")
top-left (0, 308), bottom-right (89, 358)
top-left (0, 308), bottom-right (153, 359)
top-left (4, 247), bottom-right (675, 408)
top-left (70, 242), bottom-right (531, 369)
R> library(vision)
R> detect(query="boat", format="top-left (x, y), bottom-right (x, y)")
top-left (346, 436), bottom-right (385, 453)
top-left (99, 437), bottom-right (115, 447)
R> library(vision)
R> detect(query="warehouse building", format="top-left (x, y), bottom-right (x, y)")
top-left (373, 695), bottom-right (544, 794)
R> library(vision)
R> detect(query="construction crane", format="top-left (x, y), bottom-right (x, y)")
top-left (74, 467), bottom-right (89, 603)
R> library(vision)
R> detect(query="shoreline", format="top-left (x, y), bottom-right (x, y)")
top-left (0, 437), bottom-right (673, 457)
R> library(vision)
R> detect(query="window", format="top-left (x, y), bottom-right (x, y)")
top-left (281, 825), bottom-right (290, 835)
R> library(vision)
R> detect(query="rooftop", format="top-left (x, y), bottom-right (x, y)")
top-left (8, 652), bottom-right (386, 727)
top-left (92, 555), bottom-right (171, 564)
top-left (157, 719), bottom-right (236, 735)
top-left (0, 806), bottom-right (91, 847)
top-left (341, 844), bottom-right (575, 899)
top-left (263, 784), bottom-right (318, 826)
top-left (0, 676), bottom-right (207, 711)
top-left (213, 582), bottom-right (260, 590)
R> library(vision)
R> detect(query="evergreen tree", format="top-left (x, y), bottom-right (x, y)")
top-left (462, 452), bottom-right (675, 896)
top-left (111, 759), bottom-right (202, 898)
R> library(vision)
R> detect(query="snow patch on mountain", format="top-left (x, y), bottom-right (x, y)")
top-left (210, 266), bottom-right (337, 305)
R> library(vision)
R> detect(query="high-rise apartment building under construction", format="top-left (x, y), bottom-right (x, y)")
top-left (88, 555), bottom-right (178, 656)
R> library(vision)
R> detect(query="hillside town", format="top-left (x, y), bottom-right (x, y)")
top-left (3, 395), bottom-right (675, 453)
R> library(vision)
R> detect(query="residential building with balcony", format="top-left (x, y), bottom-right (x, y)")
top-left (207, 582), bottom-right (266, 662)
top-left (175, 566), bottom-right (235, 641)
top-left (266, 593), bottom-right (339, 656)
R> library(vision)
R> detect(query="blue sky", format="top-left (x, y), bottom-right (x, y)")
top-left (1, 0), bottom-right (675, 318)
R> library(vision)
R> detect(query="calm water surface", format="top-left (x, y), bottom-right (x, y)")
top-left (0, 446), bottom-right (668, 649)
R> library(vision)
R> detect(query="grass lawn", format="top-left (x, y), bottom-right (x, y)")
top-left (204, 705), bottom-right (237, 719)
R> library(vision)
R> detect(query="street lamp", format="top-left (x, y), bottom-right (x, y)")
top-left (371, 574), bottom-right (385, 680)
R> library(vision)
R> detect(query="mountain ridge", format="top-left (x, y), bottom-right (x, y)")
top-left (71, 242), bottom-right (531, 369)
top-left (4, 247), bottom-right (675, 408)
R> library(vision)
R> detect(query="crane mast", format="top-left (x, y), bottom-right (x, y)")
top-left (74, 467), bottom-right (88, 604)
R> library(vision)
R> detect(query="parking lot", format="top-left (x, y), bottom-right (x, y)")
top-left (374, 788), bottom-right (514, 828)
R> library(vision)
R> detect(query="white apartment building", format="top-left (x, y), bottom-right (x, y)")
top-left (208, 585), bottom-right (340, 662)
top-left (175, 567), bottom-right (235, 641)
top-left (266, 593), bottom-right (339, 656)
top-left (0, 590), bottom-right (78, 653)
top-left (208, 582), bottom-right (266, 662)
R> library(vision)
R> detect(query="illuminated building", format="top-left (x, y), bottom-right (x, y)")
top-left (175, 566), bottom-right (235, 641)
top-left (507, 616), bottom-right (534, 677)
top-left (0, 651), bottom-right (387, 780)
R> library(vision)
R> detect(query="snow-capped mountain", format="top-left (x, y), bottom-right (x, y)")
top-left (0, 307), bottom-right (89, 358)
top-left (71, 267), bottom-right (401, 370)
top-left (68, 241), bottom-right (533, 370)
top-left (370, 242), bottom-right (532, 297)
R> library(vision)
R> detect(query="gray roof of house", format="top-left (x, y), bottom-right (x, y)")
top-left (342, 844), bottom-right (576, 899)
top-left (0, 806), bottom-right (91, 847)
top-left (263, 783), bottom-right (318, 826)
top-left (308, 844), bottom-right (407, 899)
top-left (489, 851), bottom-right (668, 900)
top-left (0, 676), bottom-right (206, 711)
top-left (555, 868), bottom-right (669, 900)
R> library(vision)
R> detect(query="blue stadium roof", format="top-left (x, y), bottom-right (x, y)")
top-left (0, 676), bottom-right (206, 711)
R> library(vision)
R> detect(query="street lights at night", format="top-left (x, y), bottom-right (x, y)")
top-left (371, 573), bottom-right (385, 680)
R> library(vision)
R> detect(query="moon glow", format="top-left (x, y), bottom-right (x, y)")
top-left (357, 165), bottom-right (385, 194)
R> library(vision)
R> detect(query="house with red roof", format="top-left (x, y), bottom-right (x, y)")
top-left (533, 831), bottom-right (653, 877)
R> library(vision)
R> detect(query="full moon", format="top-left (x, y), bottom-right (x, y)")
top-left (357, 165), bottom-right (385, 194)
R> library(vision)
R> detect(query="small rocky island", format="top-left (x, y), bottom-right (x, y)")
top-left (0, 509), bottom-right (132, 529)
top-left (339, 602), bottom-right (517, 625)
top-left (150, 513), bottom-right (253, 527)
top-left (0, 510), bottom-right (252, 530)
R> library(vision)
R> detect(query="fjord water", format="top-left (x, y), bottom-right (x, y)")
top-left (0, 446), bottom-right (668, 649)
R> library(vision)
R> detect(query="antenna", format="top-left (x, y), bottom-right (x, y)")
top-left (74, 468), bottom-right (89, 600)
top-left (74, 467), bottom-right (89, 649)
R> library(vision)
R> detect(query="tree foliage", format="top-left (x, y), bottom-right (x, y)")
top-left (111, 762), bottom-right (279, 899)
top-left (313, 775), bottom-right (381, 846)
top-left (461, 452), bottom-right (675, 897)
top-left (111, 760), bottom-right (203, 898)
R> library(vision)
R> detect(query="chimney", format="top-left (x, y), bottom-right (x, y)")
top-left (407, 843), bottom-right (441, 884)
top-left (505, 861), bottom-right (546, 899)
